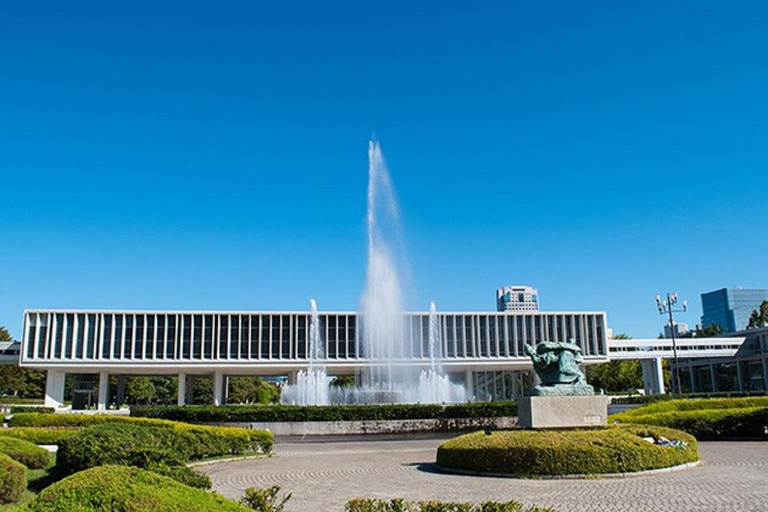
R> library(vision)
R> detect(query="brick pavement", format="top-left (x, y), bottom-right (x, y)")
top-left (201, 436), bottom-right (768, 511)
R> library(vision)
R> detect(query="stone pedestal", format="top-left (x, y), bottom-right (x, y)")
top-left (519, 395), bottom-right (609, 429)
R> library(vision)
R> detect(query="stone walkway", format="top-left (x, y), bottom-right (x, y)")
top-left (201, 436), bottom-right (768, 511)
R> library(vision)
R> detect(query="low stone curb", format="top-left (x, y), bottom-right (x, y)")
top-left (433, 460), bottom-right (701, 480)
top-left (188, 453), bottom-right (269, 467)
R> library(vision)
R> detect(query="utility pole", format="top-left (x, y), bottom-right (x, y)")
top-left (656, 293), bottom-right (687, 394)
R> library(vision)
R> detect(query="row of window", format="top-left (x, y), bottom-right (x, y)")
top-left (23, 311), bottom-right (607, 361)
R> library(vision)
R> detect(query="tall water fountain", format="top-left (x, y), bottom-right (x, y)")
top-left (282, 141), bottom-right (467, 405)
top-left (281, 299), bottom-right (330, 405)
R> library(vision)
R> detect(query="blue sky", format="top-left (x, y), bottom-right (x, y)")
top-left (1, 2), bottom-right (766, 339)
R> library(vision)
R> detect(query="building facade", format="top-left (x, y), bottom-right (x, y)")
top-left (701, 288), bottom-right (768, 333)
top-left (21, 309), bottom-right (609, 408)
top-left (496, 286), bottom-right (539, 312)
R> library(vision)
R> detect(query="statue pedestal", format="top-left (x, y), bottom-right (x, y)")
top-left (518, 395), bottom-right (609, 429)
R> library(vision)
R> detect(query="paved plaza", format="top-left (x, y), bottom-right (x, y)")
top-left (201, 435), bottom-right (768, 511)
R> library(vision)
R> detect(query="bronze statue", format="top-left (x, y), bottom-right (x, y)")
top-left (524, 339), bottom-right (594, 396)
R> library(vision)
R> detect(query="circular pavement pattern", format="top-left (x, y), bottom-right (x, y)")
top-left (200, 436), bottom-right (768, 511)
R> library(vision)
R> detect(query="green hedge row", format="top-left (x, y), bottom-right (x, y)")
top-left (611, 396), bottom-right (768, 417)
top-left (0, 427), bottom-right (79, 445)
top-left (57, 421), bottom-right (266, 479)
top-left (612, 406), bottom-right (768, 440)
top-left (345, 498), bottom-right (555, 512)
top-left (611, 391), bottom-right (768, 405)
top-left (0, 452), bottom-right (25, 504)
top-left (8, 413), bottom-right (273, 453)
top-left (0, 436), bottom-right (51, 469)
top-left (130, 401), bottom-right (518, 423)
top-left (436, 425), bottom-right (699, 476)
top-left (25, 465), bottom-right (249, 511)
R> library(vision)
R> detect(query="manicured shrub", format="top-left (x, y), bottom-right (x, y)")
top-left (0, 436), bottom-right (51, 469)
top-left (344, 498), bottom-right (554, 512)
top-left (130, 401), bottom-right (518, 423)
top-left (25, 465), bottom-right (249, 511)
top-left (436, 425), bottom-right (698, 476)
top-left (146, 462), bottom-right (212, 489)
top-left (8, 413), bottom-right (273, 454)
top-left (0, 427), bottom-right (79, 445)
top-left (613, 407), bottom-right (768, 440)
top-left (7, 406), bottom-right (55, 414)
top-left (239, 485), bottom-right (292, 511)
top-left (56, 422), bottom-right (190, 476)
top-left (611, 391), bottom-right (768, 405)
top-left (0, 452), bottom-right (26, 504)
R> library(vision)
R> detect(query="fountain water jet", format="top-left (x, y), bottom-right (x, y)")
top-left (282, 141), bottom-right (467, 405)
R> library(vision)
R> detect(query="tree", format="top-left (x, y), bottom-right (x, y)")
top-left (0, 326), bottom-right (46, 398)
top-left (330, 375), bottom-right (355, 388)
top-left (228, 377), bottom-right (280, 404)
top-left (586, 333), bottom-right (644, 393)
top-left (697, 323), bottom-right (723, 338)
top-left (747, 300), bottom-right (768, 329)
top-left (125, 377), bottom-right (156, 405)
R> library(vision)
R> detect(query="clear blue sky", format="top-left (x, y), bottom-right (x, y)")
top-left (2, 2), bottom-right (766, 339)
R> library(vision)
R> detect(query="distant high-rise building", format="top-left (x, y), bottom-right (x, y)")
top-left (700, 287), bottom-right (768, 333)
top-left (496, 285), bottom-right (539, 312)
top-left (663, 322), bottom-right (689, 339)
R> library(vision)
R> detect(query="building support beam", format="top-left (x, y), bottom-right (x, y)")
top-left (177, 372), bottom-right (186, 406)
top-left (97, 371), bottom-right (109, 411)
top-left (44, 370), bottom-right (65, 409)
top-left (116, 375), bottom-right (126, 408)
top-left (641, 357), bottom-right (665, 395)
top-left (465, 370), bottom-right (474, 400)
top-left (710, 363), bottom-right (717, 392)
top-left (213, 371), bottom-right (224, 406)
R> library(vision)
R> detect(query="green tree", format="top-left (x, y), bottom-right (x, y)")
top-left (697, 323), bottom-right (723, 337)
top-left (330, 375), bottom-right (355, 388)
top-left (228, 377), bottom-right (280, 404)
top-left (747, 300), bottom-right (768, 329)
top-left (586, 333), bottom-right (644, 393)
top-left (0, 326), bottom-right (46, 398)
top-left (125, 377), bottom-right (156, 405)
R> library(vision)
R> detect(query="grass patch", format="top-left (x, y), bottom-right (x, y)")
top-left (436, 425), bottom-right (698, 476)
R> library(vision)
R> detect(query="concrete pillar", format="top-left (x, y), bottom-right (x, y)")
top-left (641, 358), bottom-right (665, 395)
top-left (213, 371), bottom-right (224, 406)
top-left (44, 370), bottom-right (65, 408)
top-left (287, 371), bottom-right (298, 385)
top-left (465, 370), bottom-right (474, 400)
top-left (689, 364), bottom-right (696, 393)
top-left (223, 375), bottom-right (229, 405)
top-left (97, 371), bottom-right (109, 411)
top-left (510, 371), bottom-right (520, 398)
top-left (177, 372), bottom-right (186, 406)
top-left (736, 362), bottom-right (744, 392)
top-left (710, 363), bottom-right (717, 392)
top-left (185, 375), bottom-right (195, 404)
top-left (116, 375), bottom-right (126, 407)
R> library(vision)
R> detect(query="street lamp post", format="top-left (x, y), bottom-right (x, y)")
top-left (656, 293), bottom-right (687, 395)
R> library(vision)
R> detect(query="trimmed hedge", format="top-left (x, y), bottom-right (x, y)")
top-left (8, 413), bottom-right (273, 453)
top-left (56, 422), bottom-right (263, 477)
top-left (25, 465), bottom-right (249, 511)
top-left (0, 436), bottom-right (51, 469)
top-left (611, 391), bottom-right (768, 405)
top-left (436, 425), bottom-right (699, 476)
top-left (130, 401), bottom-right (518, 423)
top-left (610, 397), bottom-right (768, 440)
top-left (0, 452), bottom-right (26, 504)
top-left (0, 427), bottom-right (79, 445)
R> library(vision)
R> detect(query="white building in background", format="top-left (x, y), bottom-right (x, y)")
top-left (663, 322), bottom-right (689, 339)
top-left (21, 309), bottom-right (609, 409)
top-left (496, 286), bottom-right (539, 312)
